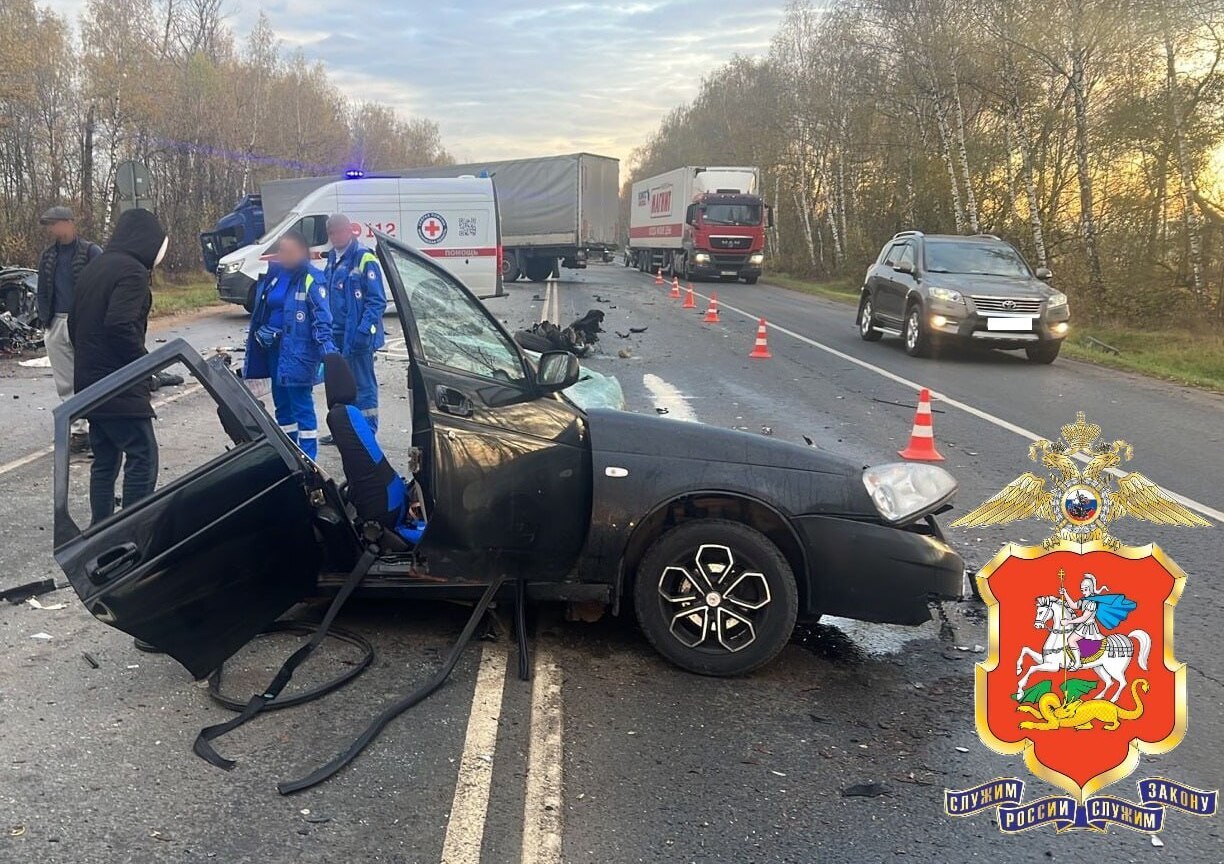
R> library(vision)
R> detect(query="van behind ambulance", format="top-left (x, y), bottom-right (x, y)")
top-left (215, 175), bottom-right (503, 310)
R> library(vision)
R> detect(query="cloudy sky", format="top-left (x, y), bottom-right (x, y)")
top-left (44, 0), bottom-right (787, 167)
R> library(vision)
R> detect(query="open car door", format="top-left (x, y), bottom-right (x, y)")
top-left (374, 234), bottom-right (591, 582)
top-left (52, 340), bottom-right (331, 679)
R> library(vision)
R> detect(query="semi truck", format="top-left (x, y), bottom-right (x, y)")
top-left (200, 153), bottom-right (619, 284)
top-left (627, 166), bottom-right (769, 284)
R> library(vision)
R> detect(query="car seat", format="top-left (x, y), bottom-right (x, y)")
top-left (322, 353), bottom-right (425, 548)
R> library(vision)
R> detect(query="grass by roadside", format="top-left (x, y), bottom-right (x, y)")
top-left (152, 273), bottom-right (222, 318)
top-left (763, 271), bottom-right (1224, 393)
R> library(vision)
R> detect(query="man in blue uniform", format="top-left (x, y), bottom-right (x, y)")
top-left (321, 214), bottom-right (386, 439)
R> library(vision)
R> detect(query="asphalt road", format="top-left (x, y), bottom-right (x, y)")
top-left (0, 264), bottom-right (1221, 863)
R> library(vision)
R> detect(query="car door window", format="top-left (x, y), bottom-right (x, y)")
top-left (292, 214), bottom-right (329, 247)
top-left (383, 243), bottom-right (527, 384)
top-left (895, 243), bottom-right (915, 271)
top-left (882, 243), bottom-right (902, 267)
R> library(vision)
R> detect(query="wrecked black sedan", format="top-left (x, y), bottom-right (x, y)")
top-left (52, 235), bottom-right (964, 681)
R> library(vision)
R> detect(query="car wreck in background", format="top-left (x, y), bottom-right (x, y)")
top-left (0, 267), bottom-right (42, 354)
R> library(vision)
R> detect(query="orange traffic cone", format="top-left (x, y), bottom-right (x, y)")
top-left (655, 268), bottom-right (663, 286)
top-left (703, 292), bottom-right (721, 323)
top-left (898, 388), bottom-right (944, 461)
top-left (683, 283), bottom-right (696, 308)
top-left (748, 319), bottom-right (771, 359)
top-left (669, 277), bottom-right (681, 299)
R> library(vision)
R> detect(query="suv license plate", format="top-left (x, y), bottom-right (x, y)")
top-left (721, 270), bottom-right (737, 277)
top-left (986, 316), bottom-right (1035, 332)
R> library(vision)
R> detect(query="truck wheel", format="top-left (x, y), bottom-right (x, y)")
top-left (634, 519), bottom-right (798, 677)
top-left (1025, 342), bottom-right (1061, 364)
top-left (524, 257), bottom-right (554, 282)
top-left (744, 275), bottom-right (759, 285)
top-left (501, 253), bottom-right (521, 283)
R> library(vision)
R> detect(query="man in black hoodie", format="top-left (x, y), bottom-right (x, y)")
top-left (70, 208), bottom-right (168, 525)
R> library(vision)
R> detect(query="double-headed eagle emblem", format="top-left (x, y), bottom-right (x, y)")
top-left (952, 412), bottom-right (1209, 547)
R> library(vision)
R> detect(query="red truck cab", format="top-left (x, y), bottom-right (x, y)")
top-left (683, 194), bottom-right (768, 284)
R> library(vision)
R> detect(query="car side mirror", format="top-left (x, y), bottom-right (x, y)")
top-left (894, 261), bottom-right (915, 275)
top-left (536, 350), bottom-right (580, 393)
top-left (1035, 267), bottom-right (1053, 280)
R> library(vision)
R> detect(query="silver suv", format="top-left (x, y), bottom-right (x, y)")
top-left (857, 232), bottom-right (1070, 363)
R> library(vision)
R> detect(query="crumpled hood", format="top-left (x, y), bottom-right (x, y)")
top-left (106, 208), bottom-right (168, 269)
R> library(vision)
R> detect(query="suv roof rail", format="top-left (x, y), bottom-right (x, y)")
top-left (891, 230), bottom-right (923, 239)
top-left (973, 233), bottom-right (1002, 241)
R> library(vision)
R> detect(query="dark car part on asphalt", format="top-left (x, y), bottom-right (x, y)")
top-left (0, 268), bottom-right (42, 354)
top-left (514, 308), bottom-right (605, 356)
top-left (857, 232), bottom-right (1070, 362)
top-left (1, 578), bottom-right (58, 604)
top-left (49, 238), bottom-right (966, 788)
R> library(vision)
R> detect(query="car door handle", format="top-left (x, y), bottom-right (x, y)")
top-left (84, 542), bottom-right (141, 585)
top-left (435, 385), bottom-right (474, 418)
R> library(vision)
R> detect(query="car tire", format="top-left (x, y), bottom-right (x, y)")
top-left (242, 286), bottom-right (256, 314)
top-left (904, 302), bottom-right (931, 357)
top-left (858, 294), bottom-right (883, 341)
top-left (633, 519), bottom-right (799, 677)
top-left (744, 275), bottom-right (759, 285)
top-left (1025, 341), bottom-right (1061, 364)
top-left (501, 253), bottom-right (521, 283)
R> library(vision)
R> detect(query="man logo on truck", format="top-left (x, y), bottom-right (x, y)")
top-left (417, 212), bottom-right (448, 245)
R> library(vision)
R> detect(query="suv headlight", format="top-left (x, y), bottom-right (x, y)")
top-left (1047, 291), bottom-right (1068, 310)
top-left (862, 462), bottom-right (958, 525)
top-left (928, 285), bottom-right (963, 303)
top-left (218, 261), bottom-right (242, 275)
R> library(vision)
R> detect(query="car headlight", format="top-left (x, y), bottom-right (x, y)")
top-left (749, 253), bottom-right (764, 265)
top-left (928, 285), bottom-right (963, 303)
top-left (862, 462), bottom-right (958, 525)
top-left (218, 261), bottom-right (242, 275)
top-left (694, 253), bottom-right (710, 264)
top-left (1047, 291), bottom-right (1068, 310)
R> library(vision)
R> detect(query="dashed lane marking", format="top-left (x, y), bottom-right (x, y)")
top-left (642, 373), bottom-right (697, 422)
top-left (666, 277), bottom-right (1224, 524)
top-left (440, 644), bottom-right (509, 864)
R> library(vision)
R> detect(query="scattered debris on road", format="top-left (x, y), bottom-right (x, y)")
top-left (81, 651), bottom-right (100, 669)
top-left (29, 632), bottom-right (53, 640)
top-left (841, 782), bottom-right (890, 798)
top-left (2, 578), bottom-right (58, 604)
top-left (26, 597), bottom-right (66, 610)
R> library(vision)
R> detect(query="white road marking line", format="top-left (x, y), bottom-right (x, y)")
top-left (440, 643), bottom-right (509, 864)
top-left (521, 646), bottom-right (564, 864)
top-left (671, 278), bottom-right (1224, 524)
top-left (642, 373), bottom-right (698, 422)
top-left (0, 383), bottom-right (204, 478)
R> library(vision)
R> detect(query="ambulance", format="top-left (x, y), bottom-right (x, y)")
top-left (215, 174), bottom-right (503, 309)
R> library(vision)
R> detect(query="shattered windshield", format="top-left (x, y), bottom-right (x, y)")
top-left (703, 203), bottom-right (762, 226)
top-left (385, 245), bottom-right (527, 383)
top-left (924, 242), bottom-right (1030, 277)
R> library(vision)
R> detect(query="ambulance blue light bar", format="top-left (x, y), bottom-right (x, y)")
top-left (344, 168), bottom-right (365, 180)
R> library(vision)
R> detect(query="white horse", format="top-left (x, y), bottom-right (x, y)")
top-left (1015, 595), bottom-right (1151, 703)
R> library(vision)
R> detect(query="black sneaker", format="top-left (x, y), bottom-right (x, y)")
top-left (319, 434), bottom-right (335, 446)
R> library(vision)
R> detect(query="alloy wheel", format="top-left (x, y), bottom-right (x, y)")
top-left (860, 300), bottom-right (874, 336)
top-left (906, 309), bottom-right (920, 351)
top-left (657, 543), bottom-right (772, 653)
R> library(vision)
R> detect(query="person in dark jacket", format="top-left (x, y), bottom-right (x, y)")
top-left (36, 206), bottom-right (102, 452)
top-left (243, 230), bottom-right (335, 460)
top-left (69, 208), bottom-right (168, 525)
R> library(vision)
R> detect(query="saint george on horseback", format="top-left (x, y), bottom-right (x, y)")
top-left (1059, 572), bottom-right (1136, 670)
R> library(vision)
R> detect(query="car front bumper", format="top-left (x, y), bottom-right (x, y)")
top-left (925, 302), bottom-right (1070, 348)
top-left (793, 514), bottom-right (965, 624)
top-left (217, 270), bottom-right (256, 306)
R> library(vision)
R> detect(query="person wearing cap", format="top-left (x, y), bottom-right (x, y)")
top-left (36, 206), bottom-right (102, 453)
top-left (322, 214), bottom-right (386, 437)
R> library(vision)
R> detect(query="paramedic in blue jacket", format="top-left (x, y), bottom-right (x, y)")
top-left (323, 214), bottom-right (386, 434)
top-left (243, 230), bottom-right (335, 460)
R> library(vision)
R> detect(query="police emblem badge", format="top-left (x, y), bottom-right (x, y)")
top-left (945, 414), bottom-right (1217, 833)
